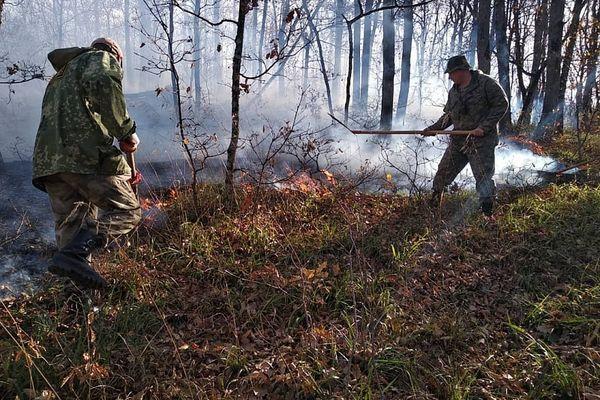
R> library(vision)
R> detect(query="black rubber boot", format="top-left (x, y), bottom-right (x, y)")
top-left (481, 199), bottom-right (494, 217)
top-left (48, 230), bottom-right (108, 289)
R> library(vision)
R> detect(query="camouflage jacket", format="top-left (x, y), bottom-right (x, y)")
top-left (32, 47), bottom-right (136, 191)
top-left (428, 70), bottom-right (508, 147)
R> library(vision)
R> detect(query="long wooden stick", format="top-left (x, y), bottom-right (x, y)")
top-left (350, 129), bottom-right (477, 136)
top-left (555, 157), bottom-right (599, 175)
top-left (126, 152), bottom-right (138, 196)
top-left (328, 113), bottom-right (482, 137)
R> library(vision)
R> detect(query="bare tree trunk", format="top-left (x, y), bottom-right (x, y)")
top-left (344, 21), bottom-right (353, 122)
top-left (477, 0), bottom-right (491, 73)
top-left (380, 2), bottom-right (395, 130)
top-left (225, 1), bottom-right (249, 197)
top-left (429, 1), bottom-right (442, 68)
top-left (449, 1), bottom-right (459, 54)
top-left (368, 10), bottom-right (380, 64)
top-left (512, 0), bottom-right (525, 100)
top-left (303, 33), bottom-right (311, 88)
top-left (457, 1), bottom-right (468, 51)
top-left (343, 1), bottom-right (402, 122)
top-left (533, 73), bottom-right (547, 123)
top-left (213, 1), bottom-right (222, 83)
top-left (251, 2), bottom-right (258, 74)
top-left (360, 0), bottom-right (374, 107)
top-left (580, 0), bottom-right (599, 130)
top-left (138, 0), bottom-right (154, 89)
top-left (124, 0), bottom-right (132, 80)
top-left (53, 0), bottom-right (64, 47)
top-left (193, 0), bottom-right (201, 111)
top-left (154, 1), bottom-right (199, 206)
top-left (396, 0), bottom-right (413, 122)
top-left (352, 0), bottom-right (362, 107)
top-left (168, 2), bottom-right (180, 114)
top-left (0, 0), bottom-right (4, 27)
top-left (536, 0), bottom-right (565, 138)
top-left (254, 10), bottom-right (312, 95)
top-left (416, 5), bottom-right (428, 116)
top-left (333, 0), bottom-right (345, 99)
top-left (258, 0), bottom-right (268, 78)
top-left (94, 1), bottom-right (101, 38)
top-left (517, 0), bottom-right (548, 125)
top-left (557, 0), bottom-right (587, 130)
top-left (467, 0), bottom-right (478, 66)
top-left (304, 0), bottom-right (333, 113)
top-left (493, 0), bottom-right (511, 130)
top-left (106, 7), bottom-right (113, 38)
top-left (278, 0), bottom-right (290, 95)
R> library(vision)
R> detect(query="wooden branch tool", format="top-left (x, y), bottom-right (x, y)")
top-left (328, 113), bottom-right (482, 137)
top-left (126, 152), bottom-right (139, 196)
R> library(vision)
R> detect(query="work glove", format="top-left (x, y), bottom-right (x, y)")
top-left (129, 171), bottom-right (143, 186)
top-left (469, 127), bottom-right (485, 137)
top-left (119, 133), bottom-right (140, 153)
top-left (422, 126), bottom-right (436, 137)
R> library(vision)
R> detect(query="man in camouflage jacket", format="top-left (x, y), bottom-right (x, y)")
top-left (425, 55), bottom-right (508, 216)
top-left (33, 38), bottom-right (141, 288)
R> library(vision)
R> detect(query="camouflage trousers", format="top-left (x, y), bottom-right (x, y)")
top-left (43, 173), bottom-right (141, 250)
top-left (432, 141), bottom-right (496, 203)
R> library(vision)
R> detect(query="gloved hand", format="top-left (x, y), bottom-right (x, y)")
top-left (422, 127), bottom-right (436, 137)
top-left (129, 171), bottom-right (143, 186)
top-left (470, 127), bottom-right (484, 137)
top-left (119, 133), bottom-right (140, 153)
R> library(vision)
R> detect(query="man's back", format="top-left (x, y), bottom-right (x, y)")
top-left (33, 47), bottom-right (134, 190)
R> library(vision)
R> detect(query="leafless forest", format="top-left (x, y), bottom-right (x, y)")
top-left (1, 0), bottom-right (598, 187)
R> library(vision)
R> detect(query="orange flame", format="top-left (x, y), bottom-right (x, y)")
top-left (168, 188), bottom-right (179, 199)
top-left (140, 186), bottom-right (181, 211)
top-left (140, 197), bottom-right (155, 210)
top-left (140, 195), bottom-right (174, 211)
top-left (291, 173), bottom-right (321, 194)
top-left (321, 170), bottom-right (337, 185)
top-left (508, 135), bottom-right (546, 155)
top-left (281, 170), bottom-right (336, 195)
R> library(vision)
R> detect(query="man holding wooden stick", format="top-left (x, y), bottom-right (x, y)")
top-left (424, 55), bottom-right (508, 216)
top-left (32, 38), bottom-right (141, 288)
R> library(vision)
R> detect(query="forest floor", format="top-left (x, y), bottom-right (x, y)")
top-left (1, 133), bottom-right (599, 399)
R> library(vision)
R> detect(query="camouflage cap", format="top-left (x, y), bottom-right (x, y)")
top-left (445, 55), bottom-right (471, 74)
top-left (91, 37), bottom-right (124, 63)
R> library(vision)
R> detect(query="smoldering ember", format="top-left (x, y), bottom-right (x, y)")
top-left (0, 0), bottom-right (599, 398)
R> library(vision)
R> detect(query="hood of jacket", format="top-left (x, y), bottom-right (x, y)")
top-left (47, 47), bottom-right (93, 72)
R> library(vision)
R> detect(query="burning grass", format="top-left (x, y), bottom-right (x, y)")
top-left (0, 179), bottom-right (599, 398)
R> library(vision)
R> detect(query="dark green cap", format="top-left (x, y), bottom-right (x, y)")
top-left (445, 55), bottom-right (471, 73)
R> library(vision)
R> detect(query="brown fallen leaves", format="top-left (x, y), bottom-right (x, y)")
top-left (2, 184), bottom-right (598, 398)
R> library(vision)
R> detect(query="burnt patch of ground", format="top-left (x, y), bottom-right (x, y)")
top-left (0, 161), bottom-right (53, 299)
top-left (0, 160), bottom-right (200, 299)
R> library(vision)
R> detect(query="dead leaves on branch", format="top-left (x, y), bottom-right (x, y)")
top-left (285, 8), bottom-right (301, 24)
top-left (6, 63), bottom-right (19, 76)
top-left (265, 40), bottom-right (279, 60)
top-left (240, 82), bottom-right (250, 94)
